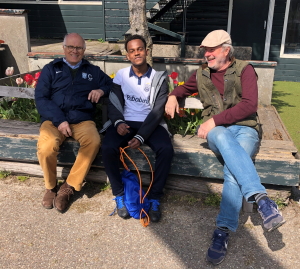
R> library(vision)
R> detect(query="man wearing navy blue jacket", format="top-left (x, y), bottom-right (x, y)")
top-left (35, 33), bottom-right (112, 212)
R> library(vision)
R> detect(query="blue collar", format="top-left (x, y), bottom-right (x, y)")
top-left (129, 65), bottom-right (152, 79)
top-left (63, 58), bottom-right (82, 69)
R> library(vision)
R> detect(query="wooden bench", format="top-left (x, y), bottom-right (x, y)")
top-left (0, 72), bottom-right (299, 212)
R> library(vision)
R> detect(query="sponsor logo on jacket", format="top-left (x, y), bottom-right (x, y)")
top-left (126, 95), bottom-right (149, 104)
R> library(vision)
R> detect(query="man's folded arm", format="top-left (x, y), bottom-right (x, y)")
top-left (107, 83), bottom-right (126, 127)
top-left (35, 66), bottom-right (67, 127)
top-left (135, 80), bottom-right (169, 144)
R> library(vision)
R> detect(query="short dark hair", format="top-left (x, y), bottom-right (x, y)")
top-left (125, 34), bottom-right (147, 52)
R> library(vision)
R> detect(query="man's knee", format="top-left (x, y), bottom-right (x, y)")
top-left (101, 142), bottom-right (117, 157)
top-left (80, 132), bottom-right (101, 149)
top-left (37, 135), bottom-right (61, 153)
top-left (159, 142), bottom-right (174, 158)
top-left (207, 126), bottom-right (231, 146)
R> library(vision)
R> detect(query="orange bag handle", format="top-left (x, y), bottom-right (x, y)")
top-left (120, 146), bottom-right (153, 227)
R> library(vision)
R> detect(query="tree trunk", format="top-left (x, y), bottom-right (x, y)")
top-left (128, 0), bottom-right (153, 66)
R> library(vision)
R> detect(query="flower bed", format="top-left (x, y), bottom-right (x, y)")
top-left (0, 67), bottom-right (41, 122)
top-left (166, 72), bottom-right (202, 135)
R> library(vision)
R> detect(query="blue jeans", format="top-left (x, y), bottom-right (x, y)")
top-left (207, 125), bottom-right (267, 232)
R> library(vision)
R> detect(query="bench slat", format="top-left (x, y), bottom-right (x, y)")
top-left (0, 133), bottom-right (299, 186)
top-left (257, 105), bottom-right (290, 141)
top-left (0, 86), bottom-right (35, 99)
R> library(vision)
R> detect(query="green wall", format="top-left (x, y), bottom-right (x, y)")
top-left (268, 0), bottom-right (300, 82)
top-left (0, 3), bottom-right (105, 39)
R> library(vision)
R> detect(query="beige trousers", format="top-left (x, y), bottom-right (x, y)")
top-left (37, 120), bottom-right (101, 191)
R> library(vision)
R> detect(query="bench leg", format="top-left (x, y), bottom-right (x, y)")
top-left (242, 197), bottom-right (253, 213)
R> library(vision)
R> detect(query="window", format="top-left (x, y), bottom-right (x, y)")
top-left (281, 0), bottom-right (300, 58)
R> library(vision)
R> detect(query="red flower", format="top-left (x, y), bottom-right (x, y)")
top-left (164, 113), bottom-right (171, 120)
top-left (173, 80), bottom-right (178, 85)
top-left (24, 74), bottom-right (34, 85)
top-left (191, 92), bottom-right (198, 97)
top-left (169, 72), bottom-right (178, 80)
top-left (179, 108), bottom-right (186, 118)
top-left (35, 71), bottom-right (41, 80)
top-left (191, 112), bottom-right (195, 116)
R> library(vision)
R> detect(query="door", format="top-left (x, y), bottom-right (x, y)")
top-left (230, 0), bottom-right (270, 60)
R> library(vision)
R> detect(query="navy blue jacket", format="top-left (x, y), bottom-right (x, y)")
top-left (35, 58), bottom-right (113, 127)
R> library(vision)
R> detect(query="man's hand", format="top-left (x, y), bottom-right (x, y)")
top-left (128, 138), bottom-right (141, 149)
top-left (58, 121), bottom-right (72, 137)
top-left (88, 89), bottom-right (104, 103)
top-left (165, 95), bottom-right (179, 119)
top-left (117, 123), bottom-right (130, 136)
top-left (197, 118), bottom-right (216, 139)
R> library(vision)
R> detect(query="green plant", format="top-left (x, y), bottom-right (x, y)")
top-left (0, 98), bottom-right (40, 122)
top-left (182, 194), bottom-right (199, 205)
top-left (204, 193), bottom-right (221, 207)
top-left (17, 175), bottom-right (29, 182)
top-left (100, 183), bottom-right (111, 191)
top-left (0, 170), bottom-right (11, 179)
top-left (164, 108), bottom-right (203, 136)
top-left (98, 38), bottom-right (104, 43)
top-left (274, 197), bottom-right (288, 210)
top-left (57, 180), bottom-right (64, 185)
top-left (88, 39), bottom-right (92, 42)
top-left (0, 98), bottom-right (15, 119)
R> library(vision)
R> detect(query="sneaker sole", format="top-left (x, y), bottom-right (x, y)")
top-left (206, 255), bottom-right (226, 265)
top-left (268, 219), bottom-right (286, 232)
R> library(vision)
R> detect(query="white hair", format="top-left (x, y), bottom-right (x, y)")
top-left (222, 44), bottom-right (234, 58)
top-left (63, 33), bottom-right (86, 49)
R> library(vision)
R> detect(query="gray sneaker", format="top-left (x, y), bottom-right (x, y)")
top-left (257, 197), bottom-right (286, 232)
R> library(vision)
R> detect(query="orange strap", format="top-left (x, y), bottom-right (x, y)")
top-left (119, 146), bottom-right (153, 227)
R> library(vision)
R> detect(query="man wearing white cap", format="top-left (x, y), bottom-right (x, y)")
top-left (165, 30), bottom-right (285, 265)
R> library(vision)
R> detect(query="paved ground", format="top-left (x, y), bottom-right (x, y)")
top-left (0, 175), bottom-right (299, 269)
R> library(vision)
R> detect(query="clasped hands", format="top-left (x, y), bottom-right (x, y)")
top-left (165, 95), bottom-right (216, 139)
top-left (58, 89), bottom-right (104, 137)
top-left (117, 123), bottom-right (140, 149)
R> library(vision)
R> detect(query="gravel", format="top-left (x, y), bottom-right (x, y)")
top-left (0, 176), bottom-right (299, 269)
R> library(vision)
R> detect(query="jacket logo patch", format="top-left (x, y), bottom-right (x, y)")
top-left (82, 72), bottom-right (87, 79)
top-left (88, 74), bottom-right (93, 81)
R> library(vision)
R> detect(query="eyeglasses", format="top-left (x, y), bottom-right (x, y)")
top-left (64, 45), bottom-right (84, 52)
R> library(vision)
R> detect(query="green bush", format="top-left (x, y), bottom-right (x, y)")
top-left (0, 98), bottom-right (40, 122)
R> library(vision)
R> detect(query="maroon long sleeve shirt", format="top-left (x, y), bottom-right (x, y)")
top-left (170, 65), bottom-right (258, 126)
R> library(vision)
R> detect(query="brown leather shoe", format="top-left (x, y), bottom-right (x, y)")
top-left (53, 181), bottom-right (74, 213)
top-left (42, 187), bottom-right (57, 209)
